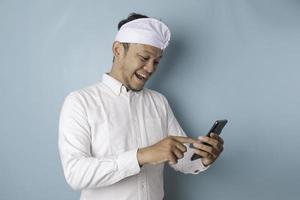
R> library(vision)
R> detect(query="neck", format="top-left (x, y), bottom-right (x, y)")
top-left (108, 65), bottom-right (130, 91)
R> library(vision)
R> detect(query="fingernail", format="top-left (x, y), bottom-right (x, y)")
top-left (198, 136), bottom-right (204, 140)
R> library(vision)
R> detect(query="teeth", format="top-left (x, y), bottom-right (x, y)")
top-left (137, 72), bottom-right (147, 79)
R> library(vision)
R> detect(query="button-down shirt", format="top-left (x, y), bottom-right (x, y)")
top-left (58, 73), bottom-right (208, 200)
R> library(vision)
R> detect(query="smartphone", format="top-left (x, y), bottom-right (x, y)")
top-left (190, 120), bottom-right (228, 161)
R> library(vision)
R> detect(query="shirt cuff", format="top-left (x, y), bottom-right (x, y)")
top-left (189, 158), bottom-right (210, 174)
top-left (116, 148), bottom-right (141, 177)
top-left (170, 144), bottom-right (210, 174)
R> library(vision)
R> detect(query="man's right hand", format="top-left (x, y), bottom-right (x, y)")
top-left (137, 136), bottom-right (197, 166)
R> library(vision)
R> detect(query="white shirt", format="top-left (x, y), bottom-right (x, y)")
top-left (58, 73), bottom-right (208, 200)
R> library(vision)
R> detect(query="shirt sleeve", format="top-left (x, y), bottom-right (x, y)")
top-left (58, 93), bottom-right (141, 190)
top-left (161, 95), bottom-right (210, 174)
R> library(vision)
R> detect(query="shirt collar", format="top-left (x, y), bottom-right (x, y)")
top-left (101, 73), bottom-right (123, 95)
top-left (102, 72), bottom-right (143, 96)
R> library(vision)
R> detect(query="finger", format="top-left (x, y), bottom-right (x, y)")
top-left (168, 152), bottom-right (178, 165)
top-left (217, 142), bottom-right (224, 152)
top-left (208, 145), bottom-right (221, 158)
top-left (193, 148), bottom-right (210, 158)
top-left (205, 136), bottom-right (224, 153)
top-left (193, 142), bottom-right (219, 156)
top-left (219, 145), bottom-right (224, 153)
top-left (210, 133), bottom-right (224, 144)
top-left (198, 136), bottom-right (219, 148)
top-left (174, 142), bottom-right (187, 153)
top-left (196, 148), bottom-right (217, 160)
top-left (172, 147), bottom-right (184, 159)
top-left (172, 136), bottom-right (198, 144)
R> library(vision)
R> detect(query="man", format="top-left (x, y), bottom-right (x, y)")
top-left (59, 13), bottom-right (224, 200)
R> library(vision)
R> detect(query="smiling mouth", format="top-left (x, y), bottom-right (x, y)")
top-left (135, 72), bottom-right (147, 82)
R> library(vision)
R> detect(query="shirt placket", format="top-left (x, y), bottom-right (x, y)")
top-left (128, 92), bottom-right (148, 200)
top-left (138, 170), bottom-right (147, 200)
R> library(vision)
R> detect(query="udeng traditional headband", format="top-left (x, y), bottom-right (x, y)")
top-left (114, 18), bottom-right (171, 50)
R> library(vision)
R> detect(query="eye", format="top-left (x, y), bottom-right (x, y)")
top-left (139, 55), bottom-right (149, 62)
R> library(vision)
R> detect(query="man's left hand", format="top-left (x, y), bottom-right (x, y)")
top-left (192, 133), bottom-right (224, 166)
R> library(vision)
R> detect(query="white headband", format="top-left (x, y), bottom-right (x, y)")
top-left (114, 18), bottom-right (171, 50)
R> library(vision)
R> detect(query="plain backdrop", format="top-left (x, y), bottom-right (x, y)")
top-left (1, 0), bottom-right (299, 199)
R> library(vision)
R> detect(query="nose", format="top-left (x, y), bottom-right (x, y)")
top-left (144, 61), bottom-right (156, 74)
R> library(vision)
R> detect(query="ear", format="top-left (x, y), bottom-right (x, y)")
top-left (112, 41), bottom-right (124, 60)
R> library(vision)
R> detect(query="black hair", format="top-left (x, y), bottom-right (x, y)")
top-left (113, 13), bottom-right (149, 62)
top-left (118, 13), bottom-right (149, 30)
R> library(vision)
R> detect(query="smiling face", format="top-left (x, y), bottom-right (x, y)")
top-left (110, 42), bottom-right (163, 91)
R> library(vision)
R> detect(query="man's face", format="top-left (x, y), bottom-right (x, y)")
top-left (116, 43), bottom-right (163, 91)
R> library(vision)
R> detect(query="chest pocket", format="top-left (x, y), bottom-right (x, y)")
top-left (145, 117), bottom-right (166, 145)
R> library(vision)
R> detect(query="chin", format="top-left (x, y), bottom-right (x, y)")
top-left (130, 84), bottom-right (144, 92)
top-left (131, 87), bottom-right (144, 92)
top-left (129, 81), bottom-right (145, 92)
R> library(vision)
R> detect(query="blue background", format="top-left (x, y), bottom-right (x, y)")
top-left (1, 0), bottom-right (299, 199)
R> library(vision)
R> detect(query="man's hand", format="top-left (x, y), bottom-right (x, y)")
top-left (137, 136), bottom-right (197, 166)
top-left (192, 133), bottom-right (224, 166)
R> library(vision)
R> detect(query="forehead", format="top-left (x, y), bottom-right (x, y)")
top-left (129, 43), bottom-right (163, 58)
